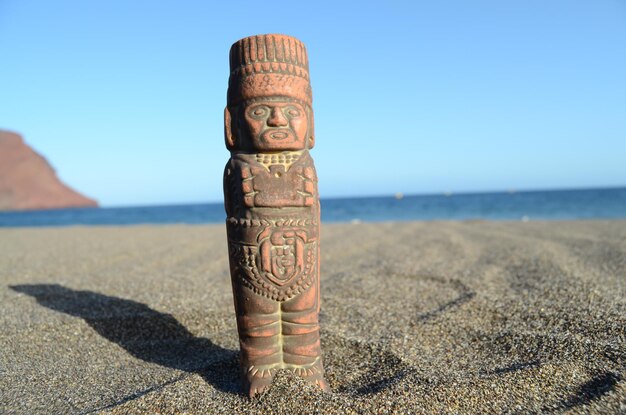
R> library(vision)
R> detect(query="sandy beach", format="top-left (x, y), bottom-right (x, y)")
top-left (1, 221), bottom-right (624, 414)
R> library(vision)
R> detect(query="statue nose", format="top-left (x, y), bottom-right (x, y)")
top-left (267, 107), bottom-right (288, 127)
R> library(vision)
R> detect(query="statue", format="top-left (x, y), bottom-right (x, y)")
top-left (223, 34), bottom-right (329, 397)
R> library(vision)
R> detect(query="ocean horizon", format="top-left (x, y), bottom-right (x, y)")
top-left (1, 186), bottom-right (625, 228)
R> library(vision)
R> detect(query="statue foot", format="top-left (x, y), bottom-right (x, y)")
top-left (244, 365), bottom-right (276, 398)
top-left (289, 359), bottom-right (329, 392)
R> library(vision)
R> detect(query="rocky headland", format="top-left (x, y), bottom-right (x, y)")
top-left (0, 130), bottom-right (97, 211)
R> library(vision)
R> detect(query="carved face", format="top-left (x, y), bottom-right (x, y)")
top-left (240, 100), bottom-right (308, 151)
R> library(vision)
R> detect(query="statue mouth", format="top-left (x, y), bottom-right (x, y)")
top-left (263, 130), bottom-right (292, 141)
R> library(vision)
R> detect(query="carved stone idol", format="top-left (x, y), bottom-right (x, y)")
top-left (223, 34), bottom-right (328, 397)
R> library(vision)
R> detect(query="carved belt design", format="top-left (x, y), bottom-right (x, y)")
top-left (228, 222), bottom-right (316, 301)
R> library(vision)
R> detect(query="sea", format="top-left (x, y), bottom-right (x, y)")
top-left (1, 187), bottom-right (625, 228)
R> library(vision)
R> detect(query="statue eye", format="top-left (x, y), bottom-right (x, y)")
top-left (286, 108), bottom-right (300, 117)
top-left (249, 106), bottom-right (268, 118)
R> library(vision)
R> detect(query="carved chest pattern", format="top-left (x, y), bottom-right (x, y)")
top-left (225, 151), bottom-right (317, 211)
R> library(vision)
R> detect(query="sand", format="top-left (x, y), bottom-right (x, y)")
top-left (1, 221), bottom-right (624, 414)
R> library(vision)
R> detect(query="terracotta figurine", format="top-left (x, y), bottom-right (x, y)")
top-left (223, 34), bottom-right (329, 397)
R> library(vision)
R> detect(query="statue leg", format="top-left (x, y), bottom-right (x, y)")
top-left (232, 283), bottom-right (282, 397)
top-left (281, 281), bottom-right (329, 390)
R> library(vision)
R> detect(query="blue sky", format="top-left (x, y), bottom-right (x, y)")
top-left (1, 0), bottom-right (625, 207)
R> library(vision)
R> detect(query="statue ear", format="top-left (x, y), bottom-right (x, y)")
top-left (308, 108), bottom-right (315, 149)
top-left (224, 107), bottom-right (236, 150)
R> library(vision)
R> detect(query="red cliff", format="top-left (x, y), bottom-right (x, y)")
top-left (0, 130), bottom-right (98, 211)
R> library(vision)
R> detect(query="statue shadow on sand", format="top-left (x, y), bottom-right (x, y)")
top-left (10, 284), bottom-right (240, 395)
